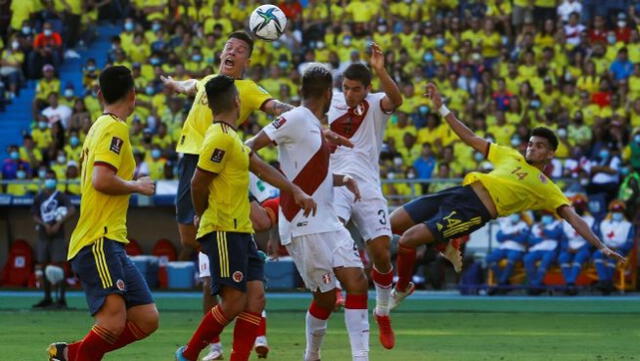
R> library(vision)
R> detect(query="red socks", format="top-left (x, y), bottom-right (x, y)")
top-left (257, 315), bottom-right (267, 337)
top-left (309, 300), bottom-right (333, 320)
top-left (371, 267), bottom-right (393, 288)
top-left (345, 293), bottom-right (368, 310)
top-left (395, 245), bottom-right (417, 292)
top-left (230, 312), bottom-right (262, 361)
top-left (74, 325), bottom-right (117, 361)
top-left (184, 305), bottom-right (230, 361)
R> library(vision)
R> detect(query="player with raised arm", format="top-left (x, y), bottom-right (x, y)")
top-left (389, 83), bottom-right (626, 308)
top-left (247, 64), bottom-right (370, 361)
top-left (162, 31), bottom-right (289, 360)
top-left (327, 43), bottom-right (402, 349)
top-left (47, 66), bottom-right (158, 361)
top-left (175, 75), bottom-right (316, 361)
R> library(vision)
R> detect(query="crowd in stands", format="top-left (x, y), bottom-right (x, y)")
top-left (0, 0), bottom-right (638, 224)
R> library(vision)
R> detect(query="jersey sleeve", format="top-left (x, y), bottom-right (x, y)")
top-left (543, 184), bottom-right (571, 214)
top-left (246, 81), bottom-right (272, 111)
top-left (262, 114), bottom-right (295, 145)
top-left (369, 92), bottom-right (393, 115)
top-left (486, 143), bottom-right (522, 164)
top-left (94, 122), bottom-right (130, 171)
top-left (197, 128), bottom-right (233, 174)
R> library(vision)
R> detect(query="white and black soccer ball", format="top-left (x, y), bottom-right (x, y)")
top-left (249, 4), bottom-right (287, 41)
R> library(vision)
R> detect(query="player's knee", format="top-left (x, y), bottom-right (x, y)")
top-left (368, 239), bottom-right (391, 268)
top-left (139, 308), bottom-right (160, 335)
top-left (245, 292), bottom-right (265, 314)
top-left (313, 290), bottom-right (336, 310)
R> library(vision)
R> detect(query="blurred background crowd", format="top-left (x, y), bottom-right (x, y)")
top-left (0, 0), bottom-right (638, 222)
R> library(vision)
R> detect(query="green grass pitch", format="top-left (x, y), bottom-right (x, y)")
top-left (1, 292), bottom-right (639, 361)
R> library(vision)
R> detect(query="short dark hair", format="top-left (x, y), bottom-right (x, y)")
top-left (99, 66), bottom-right (134, 104)
top-left (227, 31), bottom-right (254, 55)
top-left (343, 63), bottom-right (372, 87)
top-left (205, 75), bottom-right (238, 114)
top-left (301, 63), bottom-right (333, 99)
top-left (531, 127), bottom-right (558, 150)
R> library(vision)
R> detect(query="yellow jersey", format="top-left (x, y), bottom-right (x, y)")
top-left (196, 122), bottom-right (253, 238)
top-left (463, 143), bottom-right (570, 217)
top-left (176, 75), bottom-right (272, 155)
top-left (68, 114), bottom-right (135, 259)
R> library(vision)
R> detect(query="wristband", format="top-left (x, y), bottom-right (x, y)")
top-left (439, 105), bottom-right (451, 117)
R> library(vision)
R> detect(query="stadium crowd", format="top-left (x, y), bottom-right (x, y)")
top-left (0, 0), bottom-right (639, 292)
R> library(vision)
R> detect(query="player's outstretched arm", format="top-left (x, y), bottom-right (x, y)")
top-left (160, 75), bottom-right (198, 96)
top-left (426, 83), bottom-right (489, 156)
top-left (261, 99), bottom-right (294, 116)
top-left (333, 174), bottom-right (361, 202)
top-left (92, 165), bottom-right (155, 196)
top-left (249, 152), bottom-right (317, 217)
top-left (245, 130), bottom-right (272, 152)
top-left (369, 42), bottom-right (403, 112)
top-left (558, 205), bottom-right (626, 263)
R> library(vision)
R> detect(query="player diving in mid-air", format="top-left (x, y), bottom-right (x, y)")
top-left (389, 83), bottom-right (626, 308)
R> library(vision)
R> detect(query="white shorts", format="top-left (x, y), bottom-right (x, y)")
top-left (198, 251), bottom-right (210, 278)
top-left (286, 227), bottom-right (363, 293)
top-left (334, 183), bottom-right (392, 242)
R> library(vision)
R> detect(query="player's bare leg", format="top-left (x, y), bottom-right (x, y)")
top-left (365, 235), bottom-right (395, 349)
top-left (334, 267), bottom-right (370, 361)
top-left (178, 223), bottom-right (198, 261)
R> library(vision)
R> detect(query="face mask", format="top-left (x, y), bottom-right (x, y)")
top-left (124, 22), bottom-right (134, 31)
top-left (278, 61), bottom-right (289, 69)
top-left (146, 86), bottom-right (155, 95)
top-left (501, 36), bottom-right (509, 45)
top-left (38, 169), bottom-right (47, 179)
top-left (64, 89), bottom-right (74, 98)
top-left (10, 151), bottom-right (19, 160)
top-left (87, 65), bottom-right (96, 72)
top-left (634, 134), bottom-right (640, 143)
top-left (564, 72), bottom-right (573, 82)
top-left (486, 137), bottom-right (495, 144)
top-left (510, 213), bottom-right (521, 224)
top-left (541, 215), bottom-right (554, 225)
top-left (152, 23), bottom-right (161, 32)
top-left (377, 25), bottom-right (387, 33)
top-left (599, 149), bottom-right (609, 160)
top-left (57, 155), bottom-right (66, 164)
top-left (419, 105), bottom-right (429, 115)
top-left (44, 29), bottom-right (52, 37)
top-left (607, 35), bottom-right (617, 45)
top-left (192, 54), bottom-right (202, 62)
top-left (451, 54), bottom-right (461, 63)
top-left (407, 172), bottom-right (416, 179)
top-left (393, 157), bottom-right (404, 166)
top-left (44, 178), bottom-right (57, 189)
top-left (151, 149), bottom-right (161, 159)
top-left (511, 137), bottom-right (521, 147)
top-left (38, 121), bottom-right (48, 130)
top-left (530, 100), bottom-right (541, 108)
top-left (316, 41), bottom-right (325, 49)
top-left (273, 40), bottom-right (282, 49)
top-left (580, 178), bottom-right (589, 186)
top-left (621, 167), bottom-right (630, 176)
top-left (435, 37), bottom-right (445, 48)
top-left (11, 41), bottom-right (19, 50)
top-left (70, 136), bottom-right (79, 147)
top-left (474, 152), bottom-right (484, 162)
top-left (150, 57), bottom-right (160, 65)
top-left (423, 52), bottom-right (434, 62)
top-left (618, 21), bottom-right (626, 28)
top-left (558, 128), bottom-right (567, 138)
top-left (16, 170), bottom-right (26, 179)
top-left (387, 172), bottom-right (395, 180)
top-left (22, 26), bottom-right (31, 35)
top-left (343, 37), bottom-right (352, 47)
top-left (612, 212), bottom-right (624, 222)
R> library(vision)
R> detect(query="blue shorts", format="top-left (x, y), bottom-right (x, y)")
top-left (176, 154), bottom-right (199, 224)
top-left (199, 231), bottom-right (264, 295)
top-left (403, 185), bottom-right (492, 243)
top-left (71, 238), bottom-right (154, 316)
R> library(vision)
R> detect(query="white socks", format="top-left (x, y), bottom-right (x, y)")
top-left (344, 294), bottom-right (369, 361)
top-left (305, 310), bottom-right (328, 361)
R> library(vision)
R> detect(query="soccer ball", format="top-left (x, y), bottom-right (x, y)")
top-left (249, 4), bottom-right (287, 41)
top-left (55, 206), bottom-right (68, 221)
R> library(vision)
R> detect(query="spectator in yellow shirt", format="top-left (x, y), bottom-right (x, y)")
top-left (147, 147), bottom-right (166, 180)
top-left (19, 134), bottom-right (43, 168)
top-left (31, 120), bottom-right (54, 151)
top-left (7, 164), bottom-right (34, 196)
top-left (64, 161), bottom-right (81, 196)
